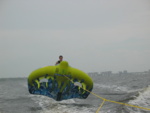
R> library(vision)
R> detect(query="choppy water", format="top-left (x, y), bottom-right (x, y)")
top-left (0, 73), bottom-right (150, 113)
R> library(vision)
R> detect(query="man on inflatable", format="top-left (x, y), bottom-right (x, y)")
top-left (55, 55), bottom-right (63, 65)
top-left (55, 55), bottom-right (63, 100)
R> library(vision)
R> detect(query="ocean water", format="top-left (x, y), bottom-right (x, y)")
top-left (0, 73), bottom-right (150, 113)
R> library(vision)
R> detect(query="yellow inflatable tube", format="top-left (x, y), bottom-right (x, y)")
top-left (28, 61), bottom-right (93, 101)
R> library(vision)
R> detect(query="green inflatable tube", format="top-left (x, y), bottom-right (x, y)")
top-left (28, 61), bottom-right (93, 101)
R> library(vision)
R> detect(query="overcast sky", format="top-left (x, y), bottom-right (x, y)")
top-left (0, 0), bottom-right (150, 78)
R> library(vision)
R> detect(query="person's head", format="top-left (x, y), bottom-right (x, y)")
top-left (59, 55), bottom-right (63, 61)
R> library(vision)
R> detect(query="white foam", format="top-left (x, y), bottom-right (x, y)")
top-left (29, 91), bottom-right (117, 113)
top-left (57, 99), bottom-right (75, 104)
top-left (125, 86), bottom-right (150, 113)
top-left (31, 95), bottom-right (97, 113)
top-left (41, 105), bottom-right (95, 113)
top-left (30, 95), bottom-right (95, 113)
top-left (129, 86), bottom-right (150, 106)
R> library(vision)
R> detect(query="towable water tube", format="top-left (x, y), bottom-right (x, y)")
top-left (28, 61), bottom-right (93, 101)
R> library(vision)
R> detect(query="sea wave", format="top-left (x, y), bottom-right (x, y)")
top-left (30, 95), bottom-right (95, 113)
top-left (94, 83), bottom-right (129, 92)
top-left (122, 85), bottom-right (150, 113)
